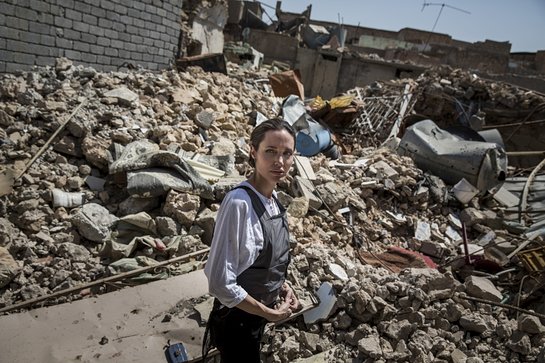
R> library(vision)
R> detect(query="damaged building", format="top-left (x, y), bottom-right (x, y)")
top-left (1, 1), bottom-right (545, 363)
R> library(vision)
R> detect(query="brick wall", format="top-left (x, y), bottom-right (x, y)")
top-left (0, 0), bottom-right (183, 73)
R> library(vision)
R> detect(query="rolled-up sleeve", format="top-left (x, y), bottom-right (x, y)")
top-left (204, 191), bottom-right (261, 308)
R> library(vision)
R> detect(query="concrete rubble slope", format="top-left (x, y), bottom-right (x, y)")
top-left (1, 58), bottom-right (545, 363)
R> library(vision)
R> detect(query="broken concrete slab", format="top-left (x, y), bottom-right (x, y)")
top-left (293, 176), bottom-right (322, 209)
top-left (71, 203), bottom-right (118, 243)
top-left (357, 333), bottom-right (382, 358)
top-left (0, 246), bottom-right (19, 288)
top-left (315, 182), bottom-right (346, 212)
top-left (459, 312), bottom-right (497, 334)
top-left (414, 220), bottom-right (431, 241)
top-left (464, 275), bottom-right (503, 302)
top-left (452, 178), bottom-right (480, 204)
top-left (517, 313), bottom-right (545, 334)
top-left (327, 263), bottom-right (348, 281)
top-left (287, 196), bottom-right (310, 218)
top-left (0, 168), bottom-right (15, 197)
top-left (294, 155), bottom-right (317, 180)
top-left (163, 191), bottom-right (201, 229)
top-left (370, 160), bottom-right (399, 181)
top-left (0, 269), bottom-right (209, 363)
top-left (103, 87), bottom-right (139, 106)
top-left (493, 185), bottom-right (520, 208)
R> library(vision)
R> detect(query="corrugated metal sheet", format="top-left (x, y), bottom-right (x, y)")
top-left (502, 175), bottom-right (545, 225)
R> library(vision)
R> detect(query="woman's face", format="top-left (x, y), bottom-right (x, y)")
top-left (251, 129), bottom-right (295, 184)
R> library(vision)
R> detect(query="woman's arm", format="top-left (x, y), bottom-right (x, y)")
top-left (205, 191), bottom-right (262, 307)
top-left (235, 294), bottom-right (293, 322)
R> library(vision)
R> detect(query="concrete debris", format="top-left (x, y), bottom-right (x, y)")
top-left (71, 203), bottom-right (118, 243)
top-left (464, 275), bottom-right (503, 302)
top-left (1, 59), bottom-right (545, 363)
top-left (0, 246), bottom-right (19, 288)
top-left (517, 314), bottom-right (545, 334)
top-left (103, 87), bottom-right (139, 106)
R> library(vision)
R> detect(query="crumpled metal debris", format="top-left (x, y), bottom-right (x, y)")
top-left (398, 119), bottom-right (507, 194)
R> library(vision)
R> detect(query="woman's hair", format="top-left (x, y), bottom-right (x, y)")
top-left (249, 118), bottom-right (296, 166)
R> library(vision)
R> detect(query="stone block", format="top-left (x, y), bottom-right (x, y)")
top-left (370, 160), bottom-right (399, 181)
top-left (71, 203), bottom-right (118, 243)
top-left (464, 275), bottom-right (502, 302)
top-left (517, 314), bottom-right (545, 334)
top-left (459, 312), bottom-right (497, 334)
top-left (65, 8), bottom-right (82, 22)
top-left (293, 176), bottom-right (321, 209)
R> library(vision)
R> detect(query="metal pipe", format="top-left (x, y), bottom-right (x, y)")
top-left (461, 222), bottom-right (472, 265)
top-left (0, 248), bottom-right (210, 314)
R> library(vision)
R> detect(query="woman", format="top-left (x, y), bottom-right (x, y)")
top-left (203, 118), bottom-right (300, 362)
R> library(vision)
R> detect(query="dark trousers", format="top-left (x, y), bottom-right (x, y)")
top-left (205, 300), bottom-right (267, 363)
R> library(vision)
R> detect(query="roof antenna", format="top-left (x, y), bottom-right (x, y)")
top-left (421, 2), bottom-right (470, 51)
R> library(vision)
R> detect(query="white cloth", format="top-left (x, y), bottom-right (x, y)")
top-left (204, 181), bottom-right (280, 308)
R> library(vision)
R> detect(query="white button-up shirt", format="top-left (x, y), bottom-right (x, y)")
top-left (204, 181), bottom-right (280, 308)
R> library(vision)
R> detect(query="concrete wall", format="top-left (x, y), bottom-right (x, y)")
top-left (294, 47), bottom-right (316, 94)
top-left (335, 57), bottom-right (423, 96)
top-left (190, 3), bottom-right (228, 55)
top-left (247, 28), bottom-right (298, 66)
top-left (309, 51), bottom-right (342, 99)
top-left (337, 58), bottom-right (395, 94)
top-left (398, 28), bottom-right (452, 46)
top-left (472, 39), bottom-right (511, 54)
top-left (310, 20), bottom-right (397, 46)
top-left (453, 48), bottom-right (509, 73)
top-left (358, 35), bottom-right (419, 51)
top-left (384, 49), bottom-right (442, 67)
top-left (0, 0), bottom-right (183, 73)
top-left (481, 73), bottom-right (545, 94)
top-left (308, 20), bottom-right (517, 76)
top-left (536, 51), bottom-right (545, 73)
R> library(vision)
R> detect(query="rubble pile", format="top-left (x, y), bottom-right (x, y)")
top-left (412, 66), bottom-right (545, 125)
top-left (265, 251), bottom-right (545, 363)
top-left (1, 59), bottom-right (545, 362)
top-left (0, 58), bottom-right (278, 306)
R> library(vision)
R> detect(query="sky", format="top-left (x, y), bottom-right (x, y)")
top-left (257, 0), bottom-right (545, 52)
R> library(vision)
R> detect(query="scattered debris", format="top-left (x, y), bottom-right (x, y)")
top-left (1, 57), bottom-right (545, 363)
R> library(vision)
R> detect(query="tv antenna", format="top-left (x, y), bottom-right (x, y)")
top-left (421, 2), bottom-right (470, 50)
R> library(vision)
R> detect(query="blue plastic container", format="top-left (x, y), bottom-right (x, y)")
top-left (296, 128), bottom-right (332, 156)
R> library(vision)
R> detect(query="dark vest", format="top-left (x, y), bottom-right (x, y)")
top-left (235, 186), bottom-right (291, 306)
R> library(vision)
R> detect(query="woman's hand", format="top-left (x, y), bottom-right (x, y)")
top-left (266, 299), bottom-right (292, 322)
top-left (280, 283), bottom-right (301, 311)
top-left (235, 294), bottom-right (291, 322)
top-left (234, 285), bottom-right (301, 322)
